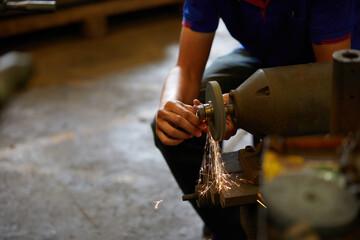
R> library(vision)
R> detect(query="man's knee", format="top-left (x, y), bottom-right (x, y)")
top-left (151, 116), bottom-right (165, 152)
top-left (151, 116), bottom-right (205, 164)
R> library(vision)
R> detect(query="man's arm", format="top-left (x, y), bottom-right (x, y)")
top-left (155, 26), bottom-right (215, 146)
top-left (312, 38), bottom-right (351, 62)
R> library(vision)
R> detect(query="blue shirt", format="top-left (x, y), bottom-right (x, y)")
top-left (183, 0), bottom-right (360, 67)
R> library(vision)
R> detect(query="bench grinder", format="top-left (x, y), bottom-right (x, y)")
top-left (197, 61), bottom-right (332, 141)
top-left (185, 49), bottom-right (360, 239)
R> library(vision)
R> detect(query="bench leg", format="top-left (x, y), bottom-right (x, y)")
top-left (82, 15), bottom-right (108, 38)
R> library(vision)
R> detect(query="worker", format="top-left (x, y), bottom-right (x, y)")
top-left (151, 0), bottom-right (360, 239)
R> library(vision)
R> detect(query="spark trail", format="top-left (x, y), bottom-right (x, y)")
top-left (198, 130), bottom-right (235, 195)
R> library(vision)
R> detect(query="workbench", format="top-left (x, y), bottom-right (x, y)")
top-left (0, 0), bottom-right (183, 38)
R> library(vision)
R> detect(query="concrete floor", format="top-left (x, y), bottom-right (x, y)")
top-left (0, 7), bottom-right (244, 240)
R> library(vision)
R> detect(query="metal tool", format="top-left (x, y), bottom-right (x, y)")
top-left (190, 49), bottom-right (360, 239)
top-left (199, 49), bottom-right (360, 142)
top-left (197, 62), bottom-right (332, 141)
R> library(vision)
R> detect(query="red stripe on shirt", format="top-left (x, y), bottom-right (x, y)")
top-left (321, 33), bottom-right (352, 44)
top-left (243, 0), bottom-right (270, 21)
top-left (182, 20), bottom-right (191, 28)
top-left (242, 0), bottom-right (269, 8)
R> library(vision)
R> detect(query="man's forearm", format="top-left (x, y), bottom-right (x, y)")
top-left (312, 38), bottom-right (351, 62)
top-left (160, 66), bottom-right (201, 107)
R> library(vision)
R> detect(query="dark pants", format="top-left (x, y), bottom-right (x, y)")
top-left (151, 48), bottom-right (262, 240)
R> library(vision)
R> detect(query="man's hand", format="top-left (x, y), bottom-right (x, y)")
top-left (155, 27), bottom-right (214, 146)
top-left (155, 100), bottom-right (206, 146)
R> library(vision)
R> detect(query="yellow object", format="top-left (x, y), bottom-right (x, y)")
top-left (263, 151), bottom-right (282, 181)
top-left (263, 151), bottom-right (305, 181)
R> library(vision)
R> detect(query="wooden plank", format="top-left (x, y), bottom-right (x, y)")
top-left (0, 0), bottom-right (183, 38)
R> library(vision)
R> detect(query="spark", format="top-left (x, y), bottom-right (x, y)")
top-left (153, 200), bottom-right (163, 210)
top-left (199, 131), bottom-right (237, 194)
top-left (236, 177), bottom-right (255, 185)
top-left (257, 199), bottom-right (267, 208)
top-left (257, 193), bottom-right (267, 208)
top-left (258, 193), bottom-right (266, 203)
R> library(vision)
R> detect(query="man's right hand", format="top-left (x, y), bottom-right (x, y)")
top-left (155, 100), bottom-right (206, 146)
top-left (155, 26), bottom-right (214, 146)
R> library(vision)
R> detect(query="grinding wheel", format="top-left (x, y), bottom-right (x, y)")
top-left (262, 174), bottom-right (359, 236)
top-left (205, 81), bottom-right (226, 141)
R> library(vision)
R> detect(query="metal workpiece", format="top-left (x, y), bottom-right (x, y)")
top-left (229, 61), bottom-right (332, 137)
top-left (196, 81), bottom-right (234, 141)
top-left (197, 102), bottom-right (234, 122)
top-left (331, 49), bottom-right (360, 135)
top-left (196, 103), bottom-right (214, 121)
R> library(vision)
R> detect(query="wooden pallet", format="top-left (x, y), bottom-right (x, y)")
top-left (0, 0), bottom-right (183, 38)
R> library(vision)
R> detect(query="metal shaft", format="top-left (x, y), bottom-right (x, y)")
top-left (196, 103), bottom-right (234, 121)
top-left (330, 49), bottom-right (360, 135)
